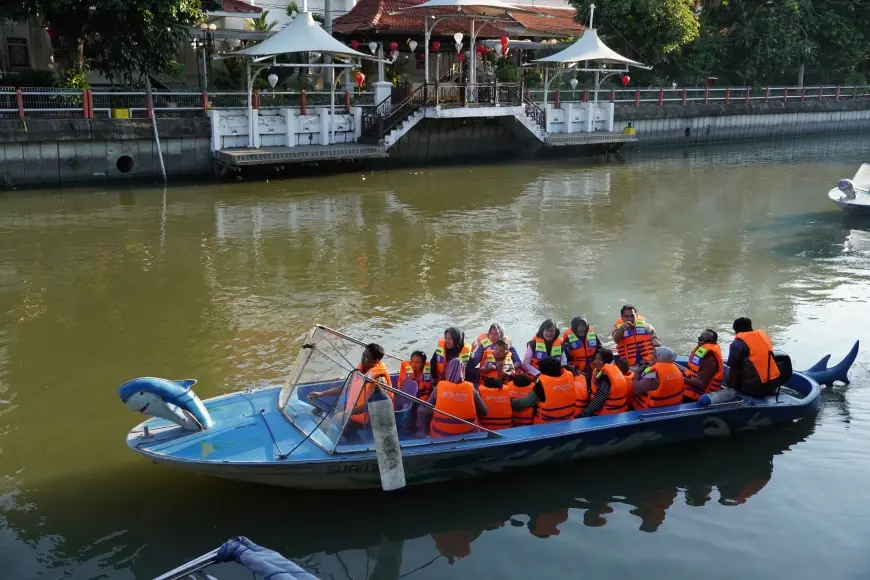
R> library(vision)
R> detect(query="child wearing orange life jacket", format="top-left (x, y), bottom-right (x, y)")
top-left (508, 373), bottom-right (535, 427)
top-left (478, 377), bottom-right (513, 430)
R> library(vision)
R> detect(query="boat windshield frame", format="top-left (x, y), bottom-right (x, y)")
top-left (277, 325), bottom-right (503, 453)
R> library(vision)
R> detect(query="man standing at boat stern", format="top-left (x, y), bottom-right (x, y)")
top-left (308, 343), bottom-right (392, 426)
top-left (726, 318), bottom-right (781, 397)
top-left (612, 305), bottom-right (661, 370)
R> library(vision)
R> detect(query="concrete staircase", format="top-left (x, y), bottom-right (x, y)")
top-left (382, 110), bottom-right (425, 147)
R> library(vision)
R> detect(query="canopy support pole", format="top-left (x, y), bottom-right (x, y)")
top-left (246, 60), bottom-right (253, 147)
top-left (469, 20), bottom-right (476, 101)
top-left (330, 67), bottom-right (335, 145)
top-left (424, 18), bottom-right (430, 83)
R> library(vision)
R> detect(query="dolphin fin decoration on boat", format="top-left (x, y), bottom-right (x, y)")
top-left (800, 340), bottom-right (859, 387)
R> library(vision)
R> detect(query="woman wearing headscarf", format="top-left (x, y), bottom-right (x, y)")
top-left (561, 316), bottom-right (600, 380)
top-left (632, 346), bottom-right (685, 409)
top-left (468, 322), bottom-right (522, 386)
top-left (427, 358), bottom-right (488, 437)
top-left (431, 327), bottom-right (473, 383)
top-left (521, 319), bottom-right (568, 377)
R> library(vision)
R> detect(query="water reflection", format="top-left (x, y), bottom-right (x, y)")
top-left (0, 419), bottom-right (816, 579)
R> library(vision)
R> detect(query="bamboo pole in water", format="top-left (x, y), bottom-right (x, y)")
top-left (145, 75), bottom-right (167, 184)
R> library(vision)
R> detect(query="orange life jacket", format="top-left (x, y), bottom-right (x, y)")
top-left (509, 380), bottom-right (535, 426)
top-left (528, 336), bottom-right (564, 370)
top-left (561, 329), bottom-right (599, 373)
top-left (473, 331), bottom-right (510, 352)
top-left (431, 380), bottom-right (478, 437)
top-left (591, 363), bottom-right (629, 415)
top-left (574, 373), bottom-right (590, 417)
top-left (613, 316), bottom-right (655, 366)
top-left (534, 369), bottom-right (576, 424)
top-left (397, 359), bottom-right (433, 401)
top-left (433, 339), bottom-right (472, 379)
top-left (478, 348), bottom-right (516, 382)
top-left (347, 362), bottom-right (393, 425)
top-left (633, 361), bottom-right (685, 409)
top-left (682, 343), bottom-right (724, 401)
top-left (478, 385), bottom-right (513, 430)
top-left (734, 330), bottom-right (780, 384)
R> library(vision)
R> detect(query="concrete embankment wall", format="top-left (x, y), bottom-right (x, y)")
top-left (385, 117), bottom-right (540, 165)
top-left (614, 100), bottom-right (870, 148)
top-left (0, 118), bottom-right (211, 188)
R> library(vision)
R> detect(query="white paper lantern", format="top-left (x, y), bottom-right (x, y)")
top-left (569, 78), bottom-right (578, 90)
top-left (453, 32), bottom-right (463, 44)
top-left (369, 41), bottom-right (378, 54)
top-left (268, 73), bottom-right (279, 88)
top-left (409, 40), bottom-right (418, 51)
top-left (391, 49), bottom-right (398, 61)
top-left (494, 44), bottom-right (503, 56)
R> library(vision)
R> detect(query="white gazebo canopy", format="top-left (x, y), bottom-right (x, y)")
top-left (230, 12), bottom-right (372, 60)
top-left (532, 28), bottom-right (647, 68)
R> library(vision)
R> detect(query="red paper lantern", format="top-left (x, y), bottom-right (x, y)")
top-left (349, 39), bottom-right (359, 50)
top-left (432, 41), bottom-right (440, 52)
top-left (389, 41), bottom-right (399, 52)
top-left (500, 36), bottom-right (509, 54)
top-left (458, 53), bottom-right (465, 62)
top-left (621, 74), bottom-right (630, 86)
top-left (354, 71), bottom-right (366, 88)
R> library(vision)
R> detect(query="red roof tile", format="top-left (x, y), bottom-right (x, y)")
top-left (215, 0), bottom-right (263, 14)
top-left (510, 8), bottom-right (584, 35)
top-left (333, 0), bottom-right (580, 38)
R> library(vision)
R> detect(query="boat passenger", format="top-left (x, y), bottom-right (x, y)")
top-left (682, 329), bottom-right (724, 402)
top-left (478, 377), bottom-right (513, 430)
top-left (428, 358), bottom-right (487, 437)
top-left (508, 373), bottom-right (535, 427)
top-left (726, 317), bottom-right (781, 397)
top-left (469, 327), bottom-right (522, 385)
top-left (396, 351), bottom-right (434, 401)
top-left (562, 316), bottom-right (601, 379)
top-left (615, 357), bottom-right (633, 382)
top-left (308, 343), bottom-right (392, 427)
top-left (471, 322), bottom-right (510, 353)
top-left (586, 349), bottom-right (629, 416)
top-left (612, 305), bottom-right (661, 369)
top-left (477, 339), bottom-right (520, 385)
top-left (511, 356), bottom-right (576, 424)
top-left (573, 370), bottom-right (589, 418)
top-left (522, 319), bottom-right (567, 376)
top-left (632, 346), bottom-right (685, 409)
top-left (432, 327), bottom-right (473, 384)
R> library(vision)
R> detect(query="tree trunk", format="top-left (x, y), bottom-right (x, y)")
top-left (76, 37), bottom-right (85, 71)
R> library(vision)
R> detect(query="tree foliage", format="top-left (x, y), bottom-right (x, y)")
top-left (1, 0), bottom-right (202, 84)
top-left (570, 0), bottom-right (700, 65)
top-left (568, 0), bottom-right (870, 86)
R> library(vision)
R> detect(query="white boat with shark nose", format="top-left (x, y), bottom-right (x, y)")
top-left (829, 163), bottom-right (870, 216)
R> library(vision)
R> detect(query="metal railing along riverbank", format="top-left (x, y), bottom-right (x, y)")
top-left (0, 87), bottom-right (376, 120)
top-left (526, 85), bottom-right (870, 106)
top-left (1, 85), bottom-right (868, 120)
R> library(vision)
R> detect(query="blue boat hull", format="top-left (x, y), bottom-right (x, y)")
top-left (125, 369), bottom-right (822, 490)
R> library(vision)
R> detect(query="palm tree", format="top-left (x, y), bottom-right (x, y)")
top-left (286, 1), bottom-right (325, 23)
top-left (248, 10), bottom-right (277, 33)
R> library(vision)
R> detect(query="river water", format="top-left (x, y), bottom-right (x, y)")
top-left (1, 135), bottom-right (870, 579)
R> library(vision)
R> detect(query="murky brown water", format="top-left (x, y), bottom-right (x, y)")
top-left (2, 135), bottom-right (870, 579)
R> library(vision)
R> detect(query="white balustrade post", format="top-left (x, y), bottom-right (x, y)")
top-left (283, 108), bottom-right (296, 147)
top-left (320, 107), bottom-right (329, 145)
